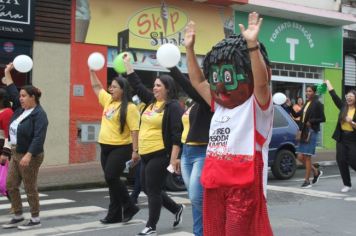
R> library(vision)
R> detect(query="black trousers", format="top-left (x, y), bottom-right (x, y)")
top-left (336, 134), bottom-right (356, 187)
top-left (100, 143), bottom-right (133, 220)
top-left (140, 150), bottom-right (180, 229)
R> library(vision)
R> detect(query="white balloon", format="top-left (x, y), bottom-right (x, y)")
top-left (156, 43), bottom-right (181, 68)
top-left (13, 55), bottom-right (33, 73)
top-left (272, 92), bottom-right (287, 105)
top-left (88, 52), bottom-right (105, 71)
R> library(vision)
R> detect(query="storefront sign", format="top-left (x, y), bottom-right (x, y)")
top-left (0, 0), bottom-right (34, 40)
top-left (128, 6), bottom-right (188, 47)
top-left (235, 11), bottom-right (343, 68)
top-left (78, 0), bottom-right (233, 55)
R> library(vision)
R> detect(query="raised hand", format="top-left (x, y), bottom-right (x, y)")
top-left (4, 63), bottom-right (14, 74)
top-left (238, 12), bottom-right (262, 45)
top-left (184, 21), bottom-right (196, 50)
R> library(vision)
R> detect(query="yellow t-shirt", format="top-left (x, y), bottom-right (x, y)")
top-left (181, 105), bottom-right (207, 145)
top-left (139, 101), bottom-right (165, 155)
top-left (98, 89), bottom-right (140, 145)
top-left (302, 101), bottom-right (311, 123)
top-left (341, 107), bottom-right (355, 131)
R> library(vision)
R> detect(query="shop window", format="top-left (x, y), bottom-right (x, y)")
top-left (0, 39), bottom-right (32, 88)
top-left (345, 54), bottom-right (356, 87)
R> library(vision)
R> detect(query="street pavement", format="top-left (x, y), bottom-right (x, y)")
top-left (1, 163), bottom-right (356, 236)
top-left (37, 149), bottom-right (337, 191)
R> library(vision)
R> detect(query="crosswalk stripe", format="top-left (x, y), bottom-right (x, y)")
top-left (77, 188), bottom-right (107, 193)
top-left (289, 174), bottom-right (340, 182)
top-left (0, 198), bottom-right (74, 210)
top-left (2, 219), bottom-right (146, 236)
top-left (166, 191), bottom-right (188, 196)
top-left (267, 185), bottom-right (348, 199)
top-left (0, 194), bottom-right (48, 202)
top-left (171, 196), bottom-right (191, 205)
top-left (161, 232), bottom-right (194, 236)
top-left (0, 206), bottom-right (106, 224)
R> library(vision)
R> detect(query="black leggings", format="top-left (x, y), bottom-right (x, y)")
top-left (336, 136), bottom-right (356, 187)
top-left (140, 150), bottom-right (180, 229)
top-left (100, 143), bottom-right (133, 220)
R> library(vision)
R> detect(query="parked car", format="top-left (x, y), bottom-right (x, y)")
top-left (127, 104), bottom-right (299, 191)
top-left (269, 104), bottom-right (299, 180)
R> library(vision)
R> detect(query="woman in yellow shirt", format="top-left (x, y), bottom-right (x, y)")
top-left (325, 80), bottom-right (356, 193)
top-left (123, 55), bottom-right (184, 236)
top-left (89, 70), bottom-right (140, 224)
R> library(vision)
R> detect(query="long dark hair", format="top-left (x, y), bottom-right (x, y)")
top-left (151, 74), bottom-right (178, 112)
top-left (150, 74), bottom-right (178, 112)
top-left (21, 85), bottom-right (42, 104)
top-left (113, 76), bottom-right (132, 133)
top-left (341, 89), bottom-right (356, 122)
top-left (0, 88), bottom-right (11, 108)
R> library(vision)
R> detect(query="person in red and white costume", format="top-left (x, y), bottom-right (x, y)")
top-left (184, 12), bottom-right (274, 236)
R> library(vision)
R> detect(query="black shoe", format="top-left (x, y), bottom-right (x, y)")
top-left (312, 170), bottom-right (323, 184)
top-left (123, 205), bottom-right (139, 223)
top-left (173, 204), bottom-right (185, 228)
top-left (100, 217), bottom-right (122, 224)
top-left (17, 220), bottom-right (41, 230)
top-left (2, 217), bottom-right (25, 229)
top-left (136, 227), bottom-right (157, 236)
top-left (301, 180), bottom-right (312, 188)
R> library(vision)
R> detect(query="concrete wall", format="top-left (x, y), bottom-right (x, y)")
top-left (275, 0), bottom-right (341, 11)
top-left (323, 68), bottom-right (343, 149)
top-left (32, 41), bottom-right (70, 166)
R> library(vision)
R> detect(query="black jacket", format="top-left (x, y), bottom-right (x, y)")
top-left (290, 96), bottom-right (325, 132)
top-left (328, 89), bottom-right (356, 142)
top-left (169, 67), bottom-right (213, 143)
top-left (127, 72), bottom-right (183, 156)
top-left (7, 84), bottom-right (48, 156)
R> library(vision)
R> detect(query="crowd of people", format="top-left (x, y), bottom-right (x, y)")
top-left (0, 10), bottom-right (355, 236)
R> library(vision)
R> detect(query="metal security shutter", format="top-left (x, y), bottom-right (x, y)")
top-left (34, 0), bottom-right (71, 43)
top-left (345, 54), bottom-right (356, 87)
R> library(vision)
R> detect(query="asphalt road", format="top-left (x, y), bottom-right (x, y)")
top-left (1, 165), bottom-right (356, 236)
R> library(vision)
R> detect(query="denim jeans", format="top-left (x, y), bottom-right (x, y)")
top-left (181, 144), bottom-right (207, 236)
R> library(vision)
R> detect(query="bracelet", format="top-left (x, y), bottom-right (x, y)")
top-left (247, 44), bottom-right (259, 52)
top-left (133, 149), bottom-right (138, 153)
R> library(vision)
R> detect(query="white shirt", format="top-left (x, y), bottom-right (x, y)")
top-left (206, 95), bottom-right (273, 195)
top-left (9, 108), bottom-right (34, 145)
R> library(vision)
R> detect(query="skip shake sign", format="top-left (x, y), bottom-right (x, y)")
top-left (0, 0), bottom-right (34, 40)
top-left (128, 4), bottom-right (188, 47)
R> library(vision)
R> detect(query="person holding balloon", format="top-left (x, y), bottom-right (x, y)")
top-left (325, 80), bottom-right (356, 193)
top-left (122, 54), bottom-right (185, 236)
top-left (2, 63), bottom-right (48, 230)
top-left (88, 60), bottom-right (140, 224)
top-left (168, 66), bottom-right (213, 236)
top-left (184, 12), bottom-right (274, 236)
top-left (289, 85), bottom-right (325, 188)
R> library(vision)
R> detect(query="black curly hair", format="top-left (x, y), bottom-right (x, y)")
top-left (202, 34), bottom-right (270, 80)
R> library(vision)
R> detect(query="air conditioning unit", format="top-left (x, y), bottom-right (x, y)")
top-left (80, 123), bottom-right (100, 142)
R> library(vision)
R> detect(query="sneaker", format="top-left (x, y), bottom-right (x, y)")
top-left (173, 204), bottom-right (185, 228)
top-left (17, 220), bottom-right (41, 230)
top-left (2, 217), bottom-right (25, 229)
top-left (301, 181), bottom-right (312, 188)
top-left (136, 226), bottom-right (157, 236)
top-left (123, 205), bottom-right (140, 223)
top-left (341, 186), bottom-right (352, 193)
top-left (312, 170), bottom-right (323, 184)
